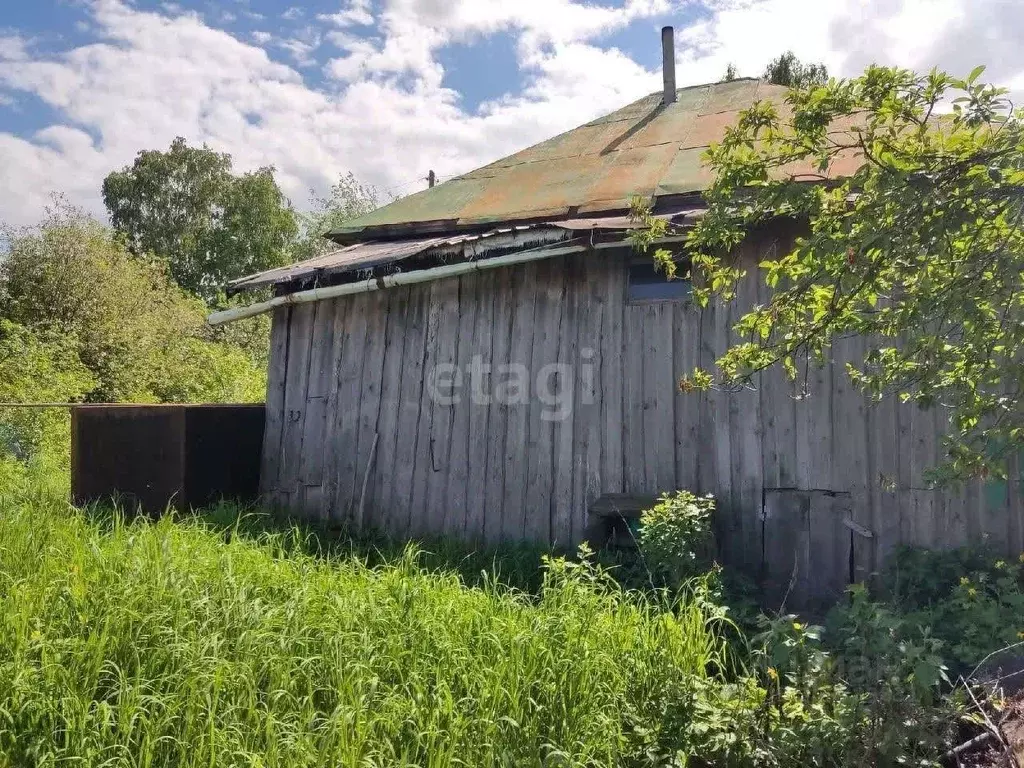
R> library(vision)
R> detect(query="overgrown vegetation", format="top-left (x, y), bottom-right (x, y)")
top-left (719, 51), bottom-right (828, 86)
top-left (0, 142), bottom-right (380, 479)
top-left (762, 51), bottom-right (829, 88)
top-left (830, 546), bottom-right (1024, 678)
top-left (3, 476), bottom-right (1018, 766)
top-left (0, 480), bottom-right (733, 767)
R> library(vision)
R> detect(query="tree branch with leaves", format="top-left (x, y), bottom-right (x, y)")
top-left (636, 65), bottom-right (1024, 481)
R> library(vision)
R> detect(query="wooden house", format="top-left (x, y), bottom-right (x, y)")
top-left (213, 29), bottom-right (1023, 608)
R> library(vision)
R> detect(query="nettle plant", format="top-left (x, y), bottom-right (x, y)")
top-left (636, 65), bottom-right (1024, 481)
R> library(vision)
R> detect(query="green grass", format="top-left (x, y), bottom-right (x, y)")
top-left (0, 488), bottom-right (731, 767)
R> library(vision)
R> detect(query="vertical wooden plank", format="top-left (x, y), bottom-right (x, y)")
top-left (758, 369), bottom-right (781, 494)
top-left (392, 286), bottom-right (430, 536)
top-left (981, 474), bottom-right (1011, 550)
top-left (446, 273), bottom-right (481, 539)
top-left (808, 355), bottom-right (834, 492)
top-left (695, 297), bottom-right (718, 499)
top-left (792, 355), bottom-right (816, 494)
top-left (373, 288), bottom-right (409, 534)
top-left (833, 334), bottom-right (872, 582)
top-left (463, 270), bottom-right (494, 542)
top-left (933, 403), bottom-right (968, 551)
top-left (501, 261), bottom-right (541, 542)
top-left (757, 265), bottom-right (783, 494)
top-left (869, 390), bottom-right (901, 568)
top-left (895, 398), bottom-right (917, 546)
top-left (710, 293), bottom-right (737, 561)
top-left (331, 294), bottom-right (369, 522)
top-left (732, 263), bottom-right (763, 572)
top-left (808, 492), bottom-right (852, 610)
top-left (408, 280), bottom-right (448, 538)
top-left (552, 256), bottom-right (579, 547)
top-left (673, 297), bottom-right (701, 492)
top-left (524, 259), bottom-right (564, 543)
top-left (930, 405), bottom-right (956, 549)
top-left (622, 303), bottom-right (646, 494)
top-left (775, 378), bottom-right (799, 489)
top-left (756, 227), bottom-right (796, 491)
top-left (761, 490), bottom-right (811, 613)
top-left (913, 402), bottom-right (937, 548)
top-left (483, 267), bottom-right (514, 544)
top-left (351, 289), bottom-right (389, 530)
top-left (260, 306), bottom-right (290, 500)
top-left (321, 298), bottom-right (348, 519)
top-left (422, 277), bottom-right (462, 538)
top-left (963, 475), bottom-right (984, 548)
top-left (300, 300), bottom-right (335, 518)
top-left (601, 251), bottom-right (625, 496)
top-left (573, 252), bottom-right (604, 545)
top-left (643, 302), bottom-right (677, 494)
top-left (279, 303), bottom-right (315, 511)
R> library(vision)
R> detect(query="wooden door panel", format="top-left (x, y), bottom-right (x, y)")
top-left (761, 489), bottom-right (853, 613)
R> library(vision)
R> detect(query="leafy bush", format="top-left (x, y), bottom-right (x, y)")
top-left (636, 491), bottom-right (717, 590)
top-left (837, 545), bottom-right (1024, 676)
top-left (1, 203), bottom-right (266, 405)
top-left (825, 587), bottom-right (960, 764)
top-left (0, 320), bottom-right (96, 491)
top-left (625, 609), bottom-right (946, 768)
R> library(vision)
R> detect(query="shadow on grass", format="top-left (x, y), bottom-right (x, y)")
top-left (79, 497), bottom-right (760, 606)
top-left (85, 498), bottom-right (559, 594)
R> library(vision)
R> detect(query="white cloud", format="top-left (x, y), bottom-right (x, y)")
top-left (317, 0), bottom-right (374, 29)
top-left (279, 37), bottom-right (321, 67)
top-left (0, 0), bottom-right (1022, 229)
top-left (0, 35), bottom-right (30, 61)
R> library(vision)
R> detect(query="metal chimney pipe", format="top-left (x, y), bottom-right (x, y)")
top-left (661, 26), bottom-right (676, 105)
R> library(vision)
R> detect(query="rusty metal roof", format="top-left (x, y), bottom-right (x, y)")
top-left (230, 208), bottom-right (704, 293)
top-left (330, 78), bottom-right (860, 241)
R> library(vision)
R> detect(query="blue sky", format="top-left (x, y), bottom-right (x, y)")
top-left (0, 0), bottom-right (1020, 226)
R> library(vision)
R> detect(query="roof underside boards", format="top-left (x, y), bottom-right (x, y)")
top-left (330, 78), bottom-right (862, 241)
top-left (229, 209), bottom-right (704, 294)
top-left (228, 225), bottom-right (571, 293)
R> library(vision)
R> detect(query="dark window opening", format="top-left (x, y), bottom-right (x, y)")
top-left (627, 259), bottom-right (692, 303)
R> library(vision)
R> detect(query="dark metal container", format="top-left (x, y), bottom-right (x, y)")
top-left (71, 404), bottom-right (265, 514)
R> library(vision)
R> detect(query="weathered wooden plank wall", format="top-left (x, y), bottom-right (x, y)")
top-left (261, 231), bottom-right (1024, 597)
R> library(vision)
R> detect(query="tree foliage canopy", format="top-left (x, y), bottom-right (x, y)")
top-left (102, 137), bottom-right (299, 301)
top-left (291, 173), bottom-right (382, 263)
top-left (763, 51), bottom-right (829, 89)
top-left (642, 65), bottom-right (1024, 480)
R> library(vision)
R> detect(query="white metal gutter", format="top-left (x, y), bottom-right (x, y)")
top-left (207, 234), bottom-right (689, 326)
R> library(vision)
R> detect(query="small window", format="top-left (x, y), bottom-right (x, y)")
top-left (627, 260), bottom-right (692, 303)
